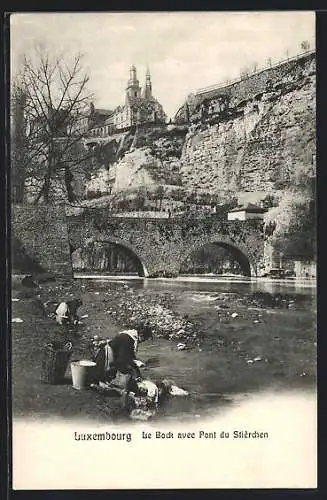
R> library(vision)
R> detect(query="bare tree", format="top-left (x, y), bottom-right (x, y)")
top-left (155, 185), bottom-right (167, 210)
top-left (135, 186), bottom-right (148, 210)
top-left (13, 45), bottom-right (93, 204)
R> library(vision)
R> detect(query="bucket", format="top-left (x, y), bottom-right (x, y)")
top-left (71, 360), bottom-right (97, 390)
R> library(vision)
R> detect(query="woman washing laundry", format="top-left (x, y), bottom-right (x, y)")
top-left (55, 299), bottom-right (83, 326)
top-left (89, 324), bottom-right (189, 421)
top-left (91, 323), bottom-right (153, 385)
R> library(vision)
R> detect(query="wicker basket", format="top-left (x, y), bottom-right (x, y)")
top-left (40, 341), bottom-right (73, 384)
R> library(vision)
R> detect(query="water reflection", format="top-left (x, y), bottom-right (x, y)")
top-left (75, 273), bottom-right (316, 296)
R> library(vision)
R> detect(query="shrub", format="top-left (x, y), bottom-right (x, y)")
top-left (86, 189), bottom-right (104, 200)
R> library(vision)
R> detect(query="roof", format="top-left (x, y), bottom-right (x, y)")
top-left (229, 203), bottom-right (267, 213)
top-left (103, 115), bottom-right (115, 126)
top-left (94, 108), bottom-right (113, 116)
top-left (126, 95), bottom-right (158, 106)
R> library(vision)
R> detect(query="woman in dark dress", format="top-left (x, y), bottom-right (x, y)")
top-left (91, 323), bottom-right (153, 385)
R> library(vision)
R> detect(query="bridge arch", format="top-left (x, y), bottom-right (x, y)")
top-left (179, 237), bottom-right (256, 277)
top-left (71, 236), bottom-right (149, 278)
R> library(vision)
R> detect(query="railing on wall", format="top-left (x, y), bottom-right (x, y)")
top-left (65, 205), bottom-right (236, 221)
top-left (173, 49), bottom-right (315, 122)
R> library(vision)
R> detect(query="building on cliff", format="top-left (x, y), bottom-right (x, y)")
top-left (71, 104), bottom-right (114, 137)
top-left (228, 203), bottom-right (267, 221)
top-left (86, 66), bottom-right (167, 138)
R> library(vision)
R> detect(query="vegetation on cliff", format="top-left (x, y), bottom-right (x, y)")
top-left (264, 189), bottom-right (315, 259)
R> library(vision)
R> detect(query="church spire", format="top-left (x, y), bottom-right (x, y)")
top-left (126, 65), bottom-right (141, 99)
top-left (143, 66), bottom-right (152, 100)
top-left (128, 65), bottom-right (137, 85)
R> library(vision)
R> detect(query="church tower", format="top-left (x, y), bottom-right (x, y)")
top-left (142, 67), bottom-right (152, 100)
top-left (126, 65), bottom-right (141, 100)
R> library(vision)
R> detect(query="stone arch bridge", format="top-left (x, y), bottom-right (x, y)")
top-left (67, 210), bottom-right (265, 277)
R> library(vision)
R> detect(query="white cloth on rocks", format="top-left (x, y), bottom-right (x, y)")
top-left (169, 385), bottom-right (189, 397)
top-left (137, 380), bottom-right (159, 403)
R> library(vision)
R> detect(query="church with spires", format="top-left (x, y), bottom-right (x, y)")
top-left (86, 65), bottom-right (167, 137)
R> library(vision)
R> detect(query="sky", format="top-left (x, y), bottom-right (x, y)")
top-left (10, 12), bottom-right (315, 119)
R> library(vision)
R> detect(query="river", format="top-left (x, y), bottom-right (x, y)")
top-left (73, 274), bottom-right (316, 422)
top-left (75, 273), bottom-right (316, 294)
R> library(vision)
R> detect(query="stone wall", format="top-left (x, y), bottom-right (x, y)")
top-left (180, 52), bottom-right (315, 116)
top-left (12, 205), bottom-right (72, 276)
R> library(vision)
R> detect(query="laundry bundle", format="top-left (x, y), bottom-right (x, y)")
top-left (124, 379), bottom-right (159, 421)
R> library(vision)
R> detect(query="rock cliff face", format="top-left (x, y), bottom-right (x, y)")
top-left (111, 148), bottom-right (162, 192)
top-left (179, 52), bottom-right (315, 196)
top-left (22, 53), bottom-right (315, 208)
top-left (83, 125), bottom-right (186, 197)
top-left (111, 125), bottom-right (186, 193)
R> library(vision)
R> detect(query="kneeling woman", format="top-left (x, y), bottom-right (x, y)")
top-left (91, 324), bottom-right (153, 386)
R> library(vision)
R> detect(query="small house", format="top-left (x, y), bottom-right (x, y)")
top-left (227, 203), bottom-right (267, 221)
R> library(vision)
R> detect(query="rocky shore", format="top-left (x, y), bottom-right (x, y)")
top-left (13, 275), bottom-right (314, 350)
top-left (35, 277), bottom-right (198, 345)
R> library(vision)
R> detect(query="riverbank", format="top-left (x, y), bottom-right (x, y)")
top-left (11, 276), bottom-right (316, 422)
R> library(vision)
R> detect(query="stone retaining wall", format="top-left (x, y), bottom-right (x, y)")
top-left (12, 205), bottom-right (72, 276)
